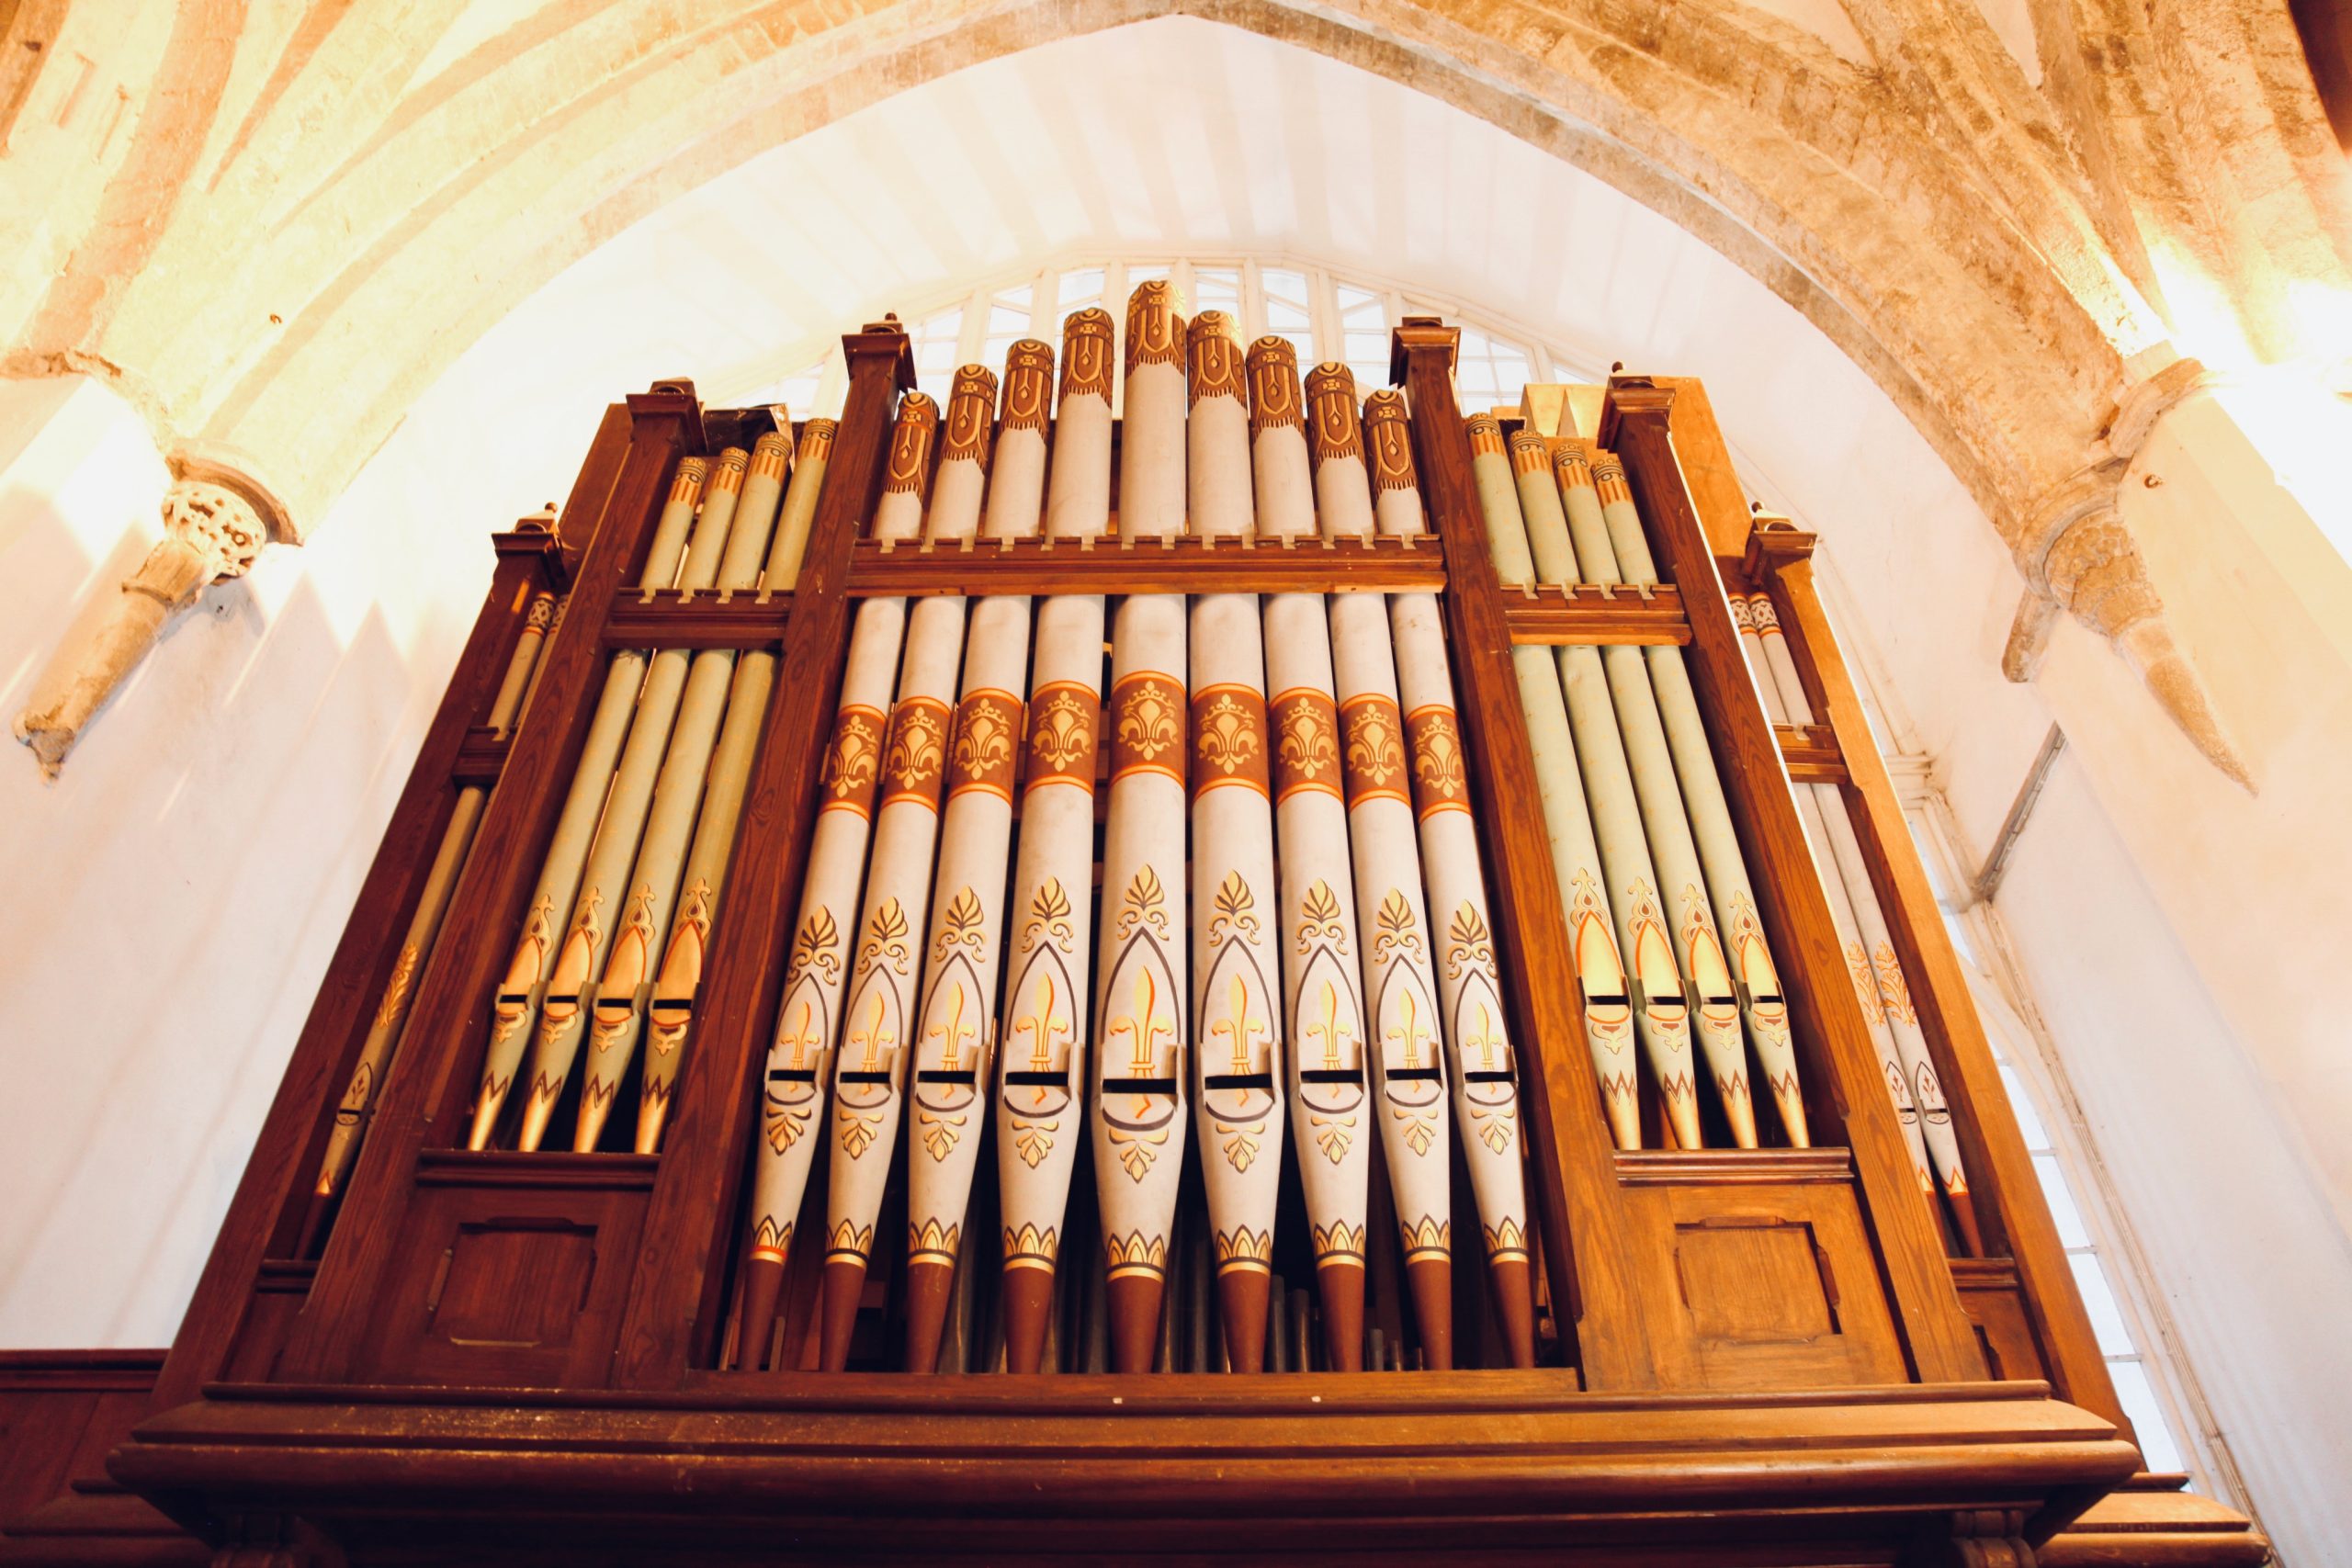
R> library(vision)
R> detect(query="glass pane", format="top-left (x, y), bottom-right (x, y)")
top-left (1260, 267), bottom-right (1315, 362)
top-left (2069, 1252), bottom-right (2137, 1357)
top-left (1125, 262), bottom-right (1172, 298)
top-left (2109, 1359), bottom-right (2188, 1475)
top-left (2032, 1153), bottom-right (2093, 1248)
top-left (1053, 267), bottom-right (1105, 326)
top-left (1193, 266), bottom-right (1242, 321)
top-left (910, 305), bottom-right (965, 403)
top-left (981, 284), bottom-right (1037, 375)
top-left (1338, 286), bottom-right (1389, 390)
top-left (1998, 1065), bottom-right (2050, 1147)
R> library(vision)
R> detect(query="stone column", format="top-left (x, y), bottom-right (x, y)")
top-left (13, 453), bottom-right (290, 775)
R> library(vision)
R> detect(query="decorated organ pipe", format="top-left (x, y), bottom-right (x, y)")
top-left (1738, 588), bottom-right (1981, 1249)
top-left (1365, 393), bottom-right (1535, 1368)
top-left (817, 376), bottom-right (985, 1372)
top-left (994, 311), bottom-right (1114, 1372)
top-left (733, 396), bottom-right (934, 1368)
top-left (636, 419), bottom-right (837, 1153)
top-left (1095, 279), bottom-right (1193, 1371)
top-left (1252, 337), bottom-right (1374, 1370)
top-left (1311, 366), bottom-right (1456, 1369)
top-left (1184, 310), bottom-right (1284, 1372)
top-left (899, 361), bottom-right (1029, 1372)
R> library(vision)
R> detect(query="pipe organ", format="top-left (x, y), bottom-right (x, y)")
top-left (65, 306), bottom-right (2268, 1566)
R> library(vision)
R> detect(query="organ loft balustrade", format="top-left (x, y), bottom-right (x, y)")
top-left (7, 305), bottom-right (2265, 1566)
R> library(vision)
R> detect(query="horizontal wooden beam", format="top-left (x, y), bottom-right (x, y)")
top-left (1498, 583), bottom-right (1690, 647)
top-left (450, 728), bottom-right (511, 788)
top-left (844, 535), bottom-right (1445, 596)
top-left (603, 592), bottom-right (792, 649)
top-left (1613, 1147), bottom-right (1854, 1186)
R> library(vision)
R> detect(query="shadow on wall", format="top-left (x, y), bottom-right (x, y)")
top-left (0, 382), bottom-right (472, 1347)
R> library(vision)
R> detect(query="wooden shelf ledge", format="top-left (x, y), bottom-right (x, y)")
top-left (1498, 582), bottom-right (1690, 647)
top-left (1614, 1146), bottom-right (1854, 1185)
top-left (603, 590), bottom-right (792, 649)
top-left (450, 727), bottom-right (512, 788)
top-left (1775, 721), bottom-right (1847, 784)
top-left (845, 534), bottom-right (1446, 597)
top-left (414, 1150), bottom-right (661, 1190)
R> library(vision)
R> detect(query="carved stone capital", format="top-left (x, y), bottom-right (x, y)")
top-left (2003, 457), bottom-right (2252, 789)
top-left (14, 452), bottom-right (296, 777)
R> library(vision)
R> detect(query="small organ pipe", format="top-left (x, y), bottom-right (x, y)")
top-left (1463, 417), bottom-right (1653, 1151)
top-left (575, 431), bottom-right (790, 1150)
top-left (636, 420), bottom-right (837, 1153)
top-left (514, 447), bottom-right (748, 1151)
top-left (1747, 591), bottom-right (1978, 1246)
top-left (1566, 450), bottom-right (1804, 1143)
top-left (1502, 430), bottom-right (1705, 1147)
top-left (469, 457), bottom-right (708, 1149)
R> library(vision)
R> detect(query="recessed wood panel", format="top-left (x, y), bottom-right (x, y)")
top-left (1673, 1218), bottom-right (1838, 1344)
top-left (430, 1221), bottom-right (598, 1351)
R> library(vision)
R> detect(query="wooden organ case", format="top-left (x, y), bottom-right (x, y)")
top-left (28, 307), bottom-right (2270, 1566)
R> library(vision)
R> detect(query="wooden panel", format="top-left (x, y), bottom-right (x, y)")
top-left (1654, 377), bottom-right (1752, 558)
top-left (1746, 522), bottom-right (2131, 1437)
top-left (1395, 321), bottom-right (1660, 1390)
top-left (216, 1261), bottom-right (315, 1383)
top-left (845, 533), bottom-right (1444, 597)
top-left (0, 1353), bottom-right (162, 1530)
top-left (1628, 1174), bottom-right (1907, 1389)
top-left (1602, 379), bottom-right (1984, 1388)
top-left (1498, 583), bottom-right (1691, 647)
top-left (1951, 1258), bottom-right (2054, 1384)
top-left (359, 1155), bottom-right (655, 1387)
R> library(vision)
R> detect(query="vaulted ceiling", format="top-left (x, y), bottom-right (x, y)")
top-left (2, 0), bottom-right (2346, 773)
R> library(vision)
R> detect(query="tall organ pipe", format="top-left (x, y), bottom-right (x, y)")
top-left (469, 457), bottom-right (710, 1149)
top-left (1463, 417), bottom-right (1658, 1151)
top-left (817, 371), bottom-right (991, 1372)
top-left (1253, 337), bottom-right (1374, 1369)
top-left (1310, 365), bottom-right (1454, 1370)
top-left (1366, 390), bottom-right (1534, 1368)
top-left (997, 310), bottom-right (1114, 1372)
top-left (900, 359), bottom-right (1036, 1372)
top-left (732, 397), bottom-right (933, 1369)
top-left (575, 430), bottom-right (791, 1149)
top-left (1094, 279), bottom-right (1192, 1373)
top-left (1743, 591), bottom-right (1978, 1248)
top-left (636, 418), bottom-right (837, 1153)
top-left (1185, 311), bottom-right (1285, 1373)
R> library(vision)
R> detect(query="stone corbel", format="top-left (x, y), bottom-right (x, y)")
top-left (2000, 359), bottom-right (2253, 790)
top-left (12, 446), bottom-right (295, 777)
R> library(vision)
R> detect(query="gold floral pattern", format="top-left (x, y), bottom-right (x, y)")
top-left (1340, 694), bottom-right (1409, 807)
top-left (1405, 703), bottom-right (1469, 815)
top-left (1025, 682), bottom-right (1098, 782)
top-left (1111, 672), bottom-right (1184, 783)
top-left (880, 696), bottom-right (950, 807)
top-left (1190, 684), bottom-right (1268, 796)
top-left (947, 689), bottom-right (1020, 801)
top-left (1271, 687), bottom-right (1341, 800)
top-left (819, 705), bottom-right (884, 816)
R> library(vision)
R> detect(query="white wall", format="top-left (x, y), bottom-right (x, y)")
top-left (0, 15), bottom-right (2344, 1555)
